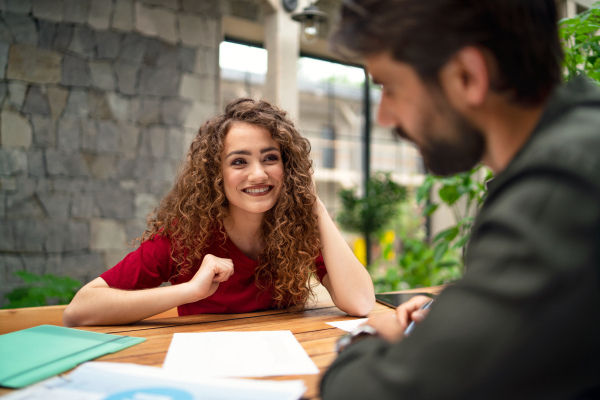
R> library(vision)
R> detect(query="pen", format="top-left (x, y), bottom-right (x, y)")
top-left (403, 299), bottom-right (434, 335)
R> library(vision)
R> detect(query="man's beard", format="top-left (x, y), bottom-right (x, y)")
top-left (394, 93), bottom-right (485, 176)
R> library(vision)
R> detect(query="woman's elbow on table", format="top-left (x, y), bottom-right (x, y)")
top-left (62, 302), bottom-right (86, 327)
top-left (337, 292), bottom-right (375, 317)
top-left (62, 279), bottom-right (109, 327)
top-left (63, 295), bottom-right (111, 327)
top-left (347, 296), bottom-right (376, 317)
top-left (323, 275), bottom-right (375, 317)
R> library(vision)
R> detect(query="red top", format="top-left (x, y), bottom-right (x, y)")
top-left (100, 233), bottom-right (328, 316)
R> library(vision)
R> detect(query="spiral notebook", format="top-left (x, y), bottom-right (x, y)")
top-left (0, 325), bottom-right (145, 388)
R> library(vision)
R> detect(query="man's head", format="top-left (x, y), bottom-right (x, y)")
top-left (332, 0), bottom-right (562, 104)
top-left (331, 0), bottom-right (563, 175)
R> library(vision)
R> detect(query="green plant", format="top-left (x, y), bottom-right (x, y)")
top-left (418, 164), bottom-right (494, 270)
top-left (373, 237), bottom-right (462, 292)
top-left (337, 171), bottom-right (407, 241)
top-left (559, 2), bottom-right (600, 83)
top-left (2, 271), bottom-right (81, 309)
top-left (372, 165), bottom-right (492, 291)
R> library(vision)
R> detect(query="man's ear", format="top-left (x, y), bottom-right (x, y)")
top-left (440, 46), bottom-right (489, 108)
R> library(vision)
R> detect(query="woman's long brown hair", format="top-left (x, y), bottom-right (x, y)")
top-left (139, 98), bottom-right (321, 308)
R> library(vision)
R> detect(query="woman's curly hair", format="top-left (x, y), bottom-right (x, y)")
top-left (140, 98), bottom-right (321, 308)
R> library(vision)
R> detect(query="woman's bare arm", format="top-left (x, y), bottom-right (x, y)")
top-left (316, 199), bottom-right (375, 316)
top-left (62, 254), bottom-right (234, 327)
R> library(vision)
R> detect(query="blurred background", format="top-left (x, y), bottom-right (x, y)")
top-left (0, 0), bottom-right (597, 307)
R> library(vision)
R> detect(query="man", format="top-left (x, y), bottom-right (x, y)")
top-left (320, 0), bottom-right (600, 398)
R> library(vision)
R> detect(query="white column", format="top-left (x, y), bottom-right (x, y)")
top-left (264, 5), bottom-right (300, 121)
top-left (556, 0), bottom-right (579, 19)
top-left (566, 0), bottom-right (577, 17)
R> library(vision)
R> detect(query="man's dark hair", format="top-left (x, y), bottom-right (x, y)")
top-left (331, 0), bottom-right (564, 105)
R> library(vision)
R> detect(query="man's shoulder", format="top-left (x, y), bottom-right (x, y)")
top-left (501, 80), bottom-right (600, 190)
top-left (523, 123), bottom-right (600, 178)
top-left (535, 79), bottom-right (599, 153)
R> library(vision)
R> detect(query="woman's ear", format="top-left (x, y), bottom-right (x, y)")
top-left (439, 46), bottom-right (490, 109)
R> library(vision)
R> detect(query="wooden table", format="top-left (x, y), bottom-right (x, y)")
top-left (0, 285), bottom-right (445, 399)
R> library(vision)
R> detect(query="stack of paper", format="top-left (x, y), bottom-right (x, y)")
top-left (1, 362), bottom-right (307, 400)
top-left (163, 330), bottom-right (320, 378)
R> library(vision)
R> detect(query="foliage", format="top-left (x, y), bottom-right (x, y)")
top-left (559, 2), bottom-right (600, 83)
top-left (370, 165), bottom-right (492, 291)
top-left (417, 164), bottom-right (494, 270)
top-left (337, 171), bottom-right (407, 240)
top-left (2, 271), bottom-right (81, 309)
top-left (373, 237), bottom-right (463, 292)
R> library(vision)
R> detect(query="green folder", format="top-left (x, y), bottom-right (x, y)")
top-left (0, 325), bottom-right (146, 388)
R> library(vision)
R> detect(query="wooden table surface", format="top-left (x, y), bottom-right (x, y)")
top-left (0, 285), bottom-right (445, 399)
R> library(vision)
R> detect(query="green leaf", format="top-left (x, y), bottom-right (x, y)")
top-left (438, 185), bottom-right (460, 205)
top-left (433, 226), bottom-right (459, 244)
top-left (453, 233), bottom-right (471, 249)
top-left (437, 260), bottom-right (460, 269)
top-left (422, 203), bottom-right (438, 217)
top-left (433, 241), bottom-right (449, 263)
top-left (416, 176), bottom-right (434, 205)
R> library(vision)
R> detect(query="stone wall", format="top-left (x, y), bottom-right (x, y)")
top-left (0, 0), bottom-right (221, 306)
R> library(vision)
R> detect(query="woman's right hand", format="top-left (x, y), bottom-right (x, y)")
top-left (187, 254), bottom-right (234, 302)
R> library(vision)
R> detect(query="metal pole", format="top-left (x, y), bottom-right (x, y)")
top-left (363, 68), bottom-right (371, 267)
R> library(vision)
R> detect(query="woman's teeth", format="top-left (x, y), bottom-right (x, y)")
top-left (244, 187), bottom-right (270, 194)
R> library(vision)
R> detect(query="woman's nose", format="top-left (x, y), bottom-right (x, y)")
top-left (248, 163), bottom-right (268, 181)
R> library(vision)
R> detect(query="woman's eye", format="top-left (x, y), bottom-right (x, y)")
top-left (231, 158), bottom-right (246, 166)
top-left (264, 154), bottom-right (279, 162)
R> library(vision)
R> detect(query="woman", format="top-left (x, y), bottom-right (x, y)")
top-left (63, 98), bottom-right (375, 327)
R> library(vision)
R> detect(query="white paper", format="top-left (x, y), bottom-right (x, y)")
top-left (326, 318), bottom-right (369, 332)
top-left (163, 330), bottom-right (319, 378)
top-left (2, 361), bottom-right (306, 400)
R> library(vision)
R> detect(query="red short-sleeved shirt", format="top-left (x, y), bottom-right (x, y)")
top-left (100, 233), bottom-right (328, 316)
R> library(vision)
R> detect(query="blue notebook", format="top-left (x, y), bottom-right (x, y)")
top-left (0, 325), bottom-right (145, 388)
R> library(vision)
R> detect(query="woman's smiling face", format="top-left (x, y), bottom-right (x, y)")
top-left (221, 122), bottom-right (284, 218)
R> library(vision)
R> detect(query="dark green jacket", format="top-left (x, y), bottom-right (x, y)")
top-left (321, 77), bottom-right (600, 399)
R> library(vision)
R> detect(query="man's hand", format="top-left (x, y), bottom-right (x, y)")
top-left (186, 254), bottom-right (234, 302)
top-left (395, 295), bottom-right (433, 331)
top-left (365, 311), bottom-right (404, 342)
top-left (367, 295), bottom-right (433, 342)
